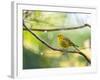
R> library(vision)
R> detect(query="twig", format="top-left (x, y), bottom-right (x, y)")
top-left (23, 23), bottom-right (91, 32)
top-left (78, 52), bottom-right (91, 64)
top-left (23, 21), bottom-right (91, 64)
top-left (72, 45), bottom-right (91, 64)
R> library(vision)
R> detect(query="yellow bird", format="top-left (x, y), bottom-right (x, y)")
top-left (57, 34), bottom-right (78, 48)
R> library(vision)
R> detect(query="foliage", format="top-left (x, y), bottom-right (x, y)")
top-left (23, 10), bottom-right (91, 69)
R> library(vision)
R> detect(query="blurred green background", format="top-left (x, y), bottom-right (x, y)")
top-left (23, 10), bottom-right (91, 69)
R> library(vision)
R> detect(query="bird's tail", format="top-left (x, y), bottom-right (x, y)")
top-left (70, 41), bottom-right (79, 47)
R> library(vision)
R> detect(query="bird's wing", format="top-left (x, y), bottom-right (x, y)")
top-left (65, 37), bottom-right (79, 47)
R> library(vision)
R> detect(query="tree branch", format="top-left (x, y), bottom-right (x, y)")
top-left (23, 21), bottom-right (91, 64)
top-left (23, 23), bottom-right (91, 32)
top-left (72, 45), bottom-right (91, 64)
top-left (78, 52), bottom-right (91, 64)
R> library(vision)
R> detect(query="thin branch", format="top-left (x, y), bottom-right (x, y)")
top-left (72, 45), bottom-right (91, 64)
top-left (23, 21), bottom-right (91, 64)
top-left (23, 23), bottom-right (91, 32)
top-left (78, 52), bottom-right (91, 64)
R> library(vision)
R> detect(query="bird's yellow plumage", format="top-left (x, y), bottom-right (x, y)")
top-left (57, 34), bottom-right (78, 48)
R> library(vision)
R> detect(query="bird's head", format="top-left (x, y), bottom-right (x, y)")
top-left (57, 34), bottom-right (64, 40)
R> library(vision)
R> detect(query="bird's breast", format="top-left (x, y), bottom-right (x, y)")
top-left (60, 40), bottom-right (69, 48)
